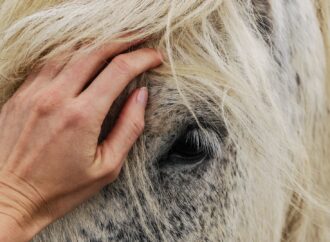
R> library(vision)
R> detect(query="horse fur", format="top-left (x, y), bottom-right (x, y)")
top-left (0, 0), bottom-right (329, 241)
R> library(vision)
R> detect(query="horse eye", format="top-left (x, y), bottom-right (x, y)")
top-left (159, 127), bottom-right (209, 168)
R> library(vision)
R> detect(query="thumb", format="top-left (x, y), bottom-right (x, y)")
top-left (96, 87), bottom-right (148, 180)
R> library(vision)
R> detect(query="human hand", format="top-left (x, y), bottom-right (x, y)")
top-left (0, 40), bottom-right (162, 241)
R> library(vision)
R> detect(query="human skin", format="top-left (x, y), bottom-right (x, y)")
top-left (0, 39), bottom-right (163, 242)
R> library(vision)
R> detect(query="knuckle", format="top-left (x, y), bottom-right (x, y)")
top-left (130, 118), bottom-right (145, 137)
top-left (62, 105), bottom-right (89, 126)
top-left (106, 162), bottom-right (122, 180)
top-left (98, 162), bottom-right (121, 182)
top-left (101, 144), bottom-right (125, 178)
top-left (33, 89), bottom-right (62, 115)
top-left (111, 167), bottom-right (122, 180)
top-left (111, 55), bottom-right (135, 77)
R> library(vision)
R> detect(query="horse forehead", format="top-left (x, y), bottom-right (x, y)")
top-left (97, 80), bottom-right (184, 143)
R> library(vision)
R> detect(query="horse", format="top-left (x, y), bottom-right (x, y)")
top-left (0, 0), bottom-right (329, 241)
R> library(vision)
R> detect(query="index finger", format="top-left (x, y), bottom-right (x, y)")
top-left (78, 48), bottom-right (162, 118)
top-left (53, 36), bottom-right (148, 97)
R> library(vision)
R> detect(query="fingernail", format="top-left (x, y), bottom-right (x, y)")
top-left (136, 87), bottom-right (148, 107)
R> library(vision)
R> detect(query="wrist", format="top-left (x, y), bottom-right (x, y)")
top-left (0, 213), bottom-right (31, 242)
top-left (0, 171), bottom-right (53, 241)
top-left (0, 208), bottom-right (51, 242)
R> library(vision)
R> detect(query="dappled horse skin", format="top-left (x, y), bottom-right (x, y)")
top-left (0, 0), bottom-right (329, 241)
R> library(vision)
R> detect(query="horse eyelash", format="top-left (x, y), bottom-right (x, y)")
top-left (185, 128), bottom-right (223, 159)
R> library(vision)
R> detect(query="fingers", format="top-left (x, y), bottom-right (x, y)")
top-left (35, 56), bottom-right (67, 82)
top-left (95, 87), bottom-right (148, 180)
top-left (15, 33), bottom-right (149, 99)
top-left (14, 55), bottom-right (67, 96)
top-left (79, 48), bottom-right (162, 118)
top-left (53, 38), bottom-right (146, 96)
